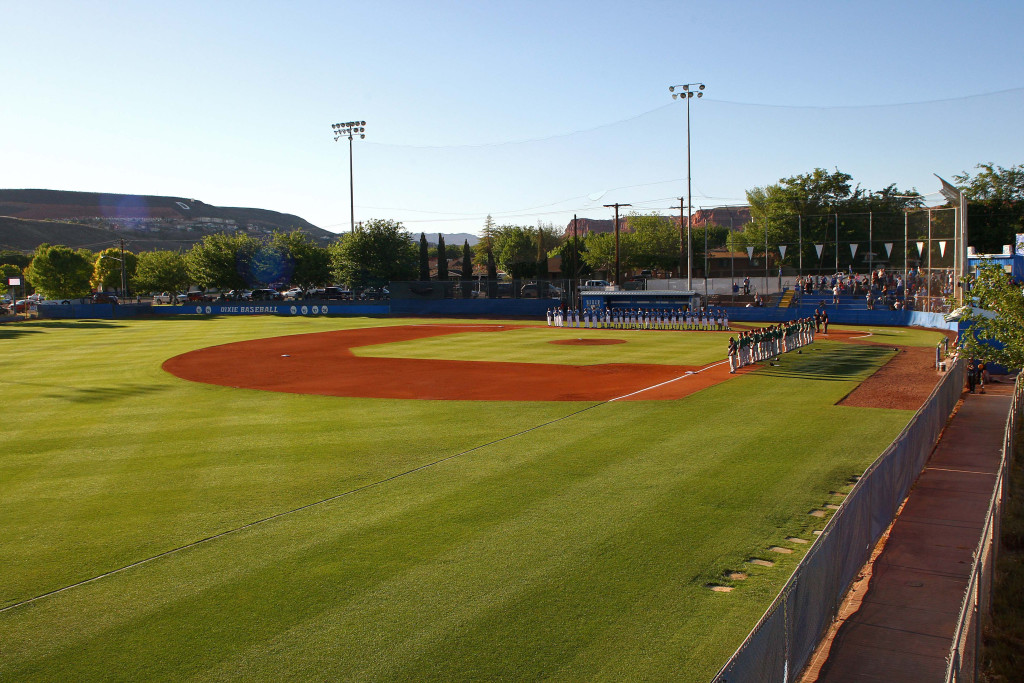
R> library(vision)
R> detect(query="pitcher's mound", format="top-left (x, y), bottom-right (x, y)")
top-left (548, 338), bottom-right (626, 346)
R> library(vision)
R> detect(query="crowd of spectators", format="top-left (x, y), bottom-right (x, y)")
top-left (793, 268), bottom-right (954, 312)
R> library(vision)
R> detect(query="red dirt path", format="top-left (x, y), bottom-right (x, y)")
top-left (163, 324), bottom-right (742, 402)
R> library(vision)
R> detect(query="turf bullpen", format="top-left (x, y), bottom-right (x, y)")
top-left (0, 318), bottom-right (944, 681)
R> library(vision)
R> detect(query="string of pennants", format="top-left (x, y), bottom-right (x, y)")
top-left (745, 241), bottom-right (948, 260)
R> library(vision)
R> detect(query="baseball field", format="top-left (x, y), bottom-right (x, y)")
top-left (0, 316), bottom-right (947, 681)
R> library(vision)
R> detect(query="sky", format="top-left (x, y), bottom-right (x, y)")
top-left (2, 0), bottom-right (1023, 237)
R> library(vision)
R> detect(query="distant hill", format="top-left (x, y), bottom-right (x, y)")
top-left (0, 189), bottom-right (333, 252)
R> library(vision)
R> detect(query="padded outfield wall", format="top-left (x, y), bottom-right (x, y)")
top-left (36, 299), bottom-right (955, 329)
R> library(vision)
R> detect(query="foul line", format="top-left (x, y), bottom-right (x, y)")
top-left (609, 360), bottom-right (729, 401)
top-left (1, 397), bottom-right (611, 615)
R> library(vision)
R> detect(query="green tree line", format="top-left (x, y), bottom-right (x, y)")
top-left (6, 163), bottom-right (1023, 299)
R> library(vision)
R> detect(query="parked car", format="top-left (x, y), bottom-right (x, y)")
top-left (152, 292), bottom-right (173, 304)
top-left (91, 292), bottom-right (119, 304)
top-left (311, 286), bottom-right (351, 300)
top-left (357, 287), bottom-right (389, 300)
top-left (282, 287), bottom-right (304, 300)
top-left (520, 282), bottom-right (562, 298)
top-left (216, 289), bottom-right (249, 301)
top-left (177, 291), bottom-right (211, 303)
top-left (581, 280), bottom-right (610, 289)
top-left (250, 288), bottom-right (282, 301)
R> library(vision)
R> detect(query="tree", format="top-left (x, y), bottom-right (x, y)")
top-left (133, 250), bottom-right (190, 295)
top-left (461, 240), bottom-right (473, 297)
top-left (581, 231), bottom-right (617, 277)
top-left (954, 162), bottom-right (1024, 254)
top-left (955, 162), bottom-right (1024, 204)
top-left (486, 248), bottom-right (497, 298)
top-left (625, 213), bottom-right (679, 273)
top-left (419, 233), bottom-right (430, 281)
top-left (744, 168), bottom-right (922, 268)
top-left (474, 215), bottom-right (498, 268)
top-left (328, 218), bottom-right (417, 289)
top-left (0, 264), bottom-right (21, 298)
top-left (269, 230), bottom-right (330, 289)
top-left (491, 225), bottom-right (541, 278)
top-left (436, 234), bottom-right (448, 281)
top-left (91, 247), bottom-right (138, 293)
top-left (0, 250), bottom-right (31, 269)
top-left (24, 244), bottom-right (93, 298)
top-left (547, 239), bottom-right (592, 281)
top-left (186, 233), bottom-right (260, 290)
top-left (954, 261), bottom-right (1024, 369)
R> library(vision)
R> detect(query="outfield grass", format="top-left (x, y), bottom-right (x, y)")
top-left (0, 317), bottom-right (919, 681)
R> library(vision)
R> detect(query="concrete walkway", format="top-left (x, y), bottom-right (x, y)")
top-left (809, 379), bottom-right (1013, 682)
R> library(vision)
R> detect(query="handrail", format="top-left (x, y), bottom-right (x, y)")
top-left (944, 372), bottom-right (1023, 682)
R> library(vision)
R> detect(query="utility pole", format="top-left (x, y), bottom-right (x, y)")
top-left (604, 203), bottom-right (631, 287)
top-left (679, 197), bottom-right (690, 289)
top-left (572, 214), bottom-right (579, 308)
top-left (119, 238), bottom-right (127, 300)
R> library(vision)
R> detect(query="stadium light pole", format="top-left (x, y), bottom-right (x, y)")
top-left (332, 120), bottom-right (367, 232)
top-left (669, 82), bottom-right (705, 293)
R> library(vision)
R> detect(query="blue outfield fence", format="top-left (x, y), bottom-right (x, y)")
top-left (148, 302), bottom-right (390, 317)
top-left (712, 357), bottom-right (966, 683)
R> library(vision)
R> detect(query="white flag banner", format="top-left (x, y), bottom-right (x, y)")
top-left (884, 242), bottom-right (894, 258)
top-left (849, 243), bottom-right (859, 259)
top-left (778, 245), bottom-right (787, 259)
top-left (746, 246), bottom-right (755, 260)
top-left (917, 241), bottom-right (926, 256)
top-left (814, 244), bottom-right (824, 258)
top-left (939, 241), bottom-right (947, 258)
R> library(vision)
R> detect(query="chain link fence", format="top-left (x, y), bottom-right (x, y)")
top-left (711, 357), bottom-right (966, 683)
top-left (944, 373), bottom-right (1023, 682)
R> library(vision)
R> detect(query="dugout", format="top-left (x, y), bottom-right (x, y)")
top-left (580, 289), bottom-right (701, 311)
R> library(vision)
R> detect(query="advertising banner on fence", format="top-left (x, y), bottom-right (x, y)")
top-left (155, 303), bottom-right (389, 316)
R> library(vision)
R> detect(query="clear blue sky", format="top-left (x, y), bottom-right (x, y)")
top-left (2, 0), bottom-right (1022, 236)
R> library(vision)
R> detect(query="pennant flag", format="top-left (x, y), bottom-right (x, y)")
top-left (917, 241), bottom-right (925, 256)
top-left (746, 246), bottom-right (755, 260)
top-left (814, 244), bottom-right (824, 258)
top-left (778, 245), bottom-right (787, 259)
top-left (849, 243), bottom-right (859, 259)
top-left (938, 241), bottom-right (947, 258)
top-left (884, 242), bottom-right (893, 258)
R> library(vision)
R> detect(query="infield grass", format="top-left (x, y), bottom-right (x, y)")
top-left (0, 316), bottom-right (919, 681)
top-left (353, 324), bottom-right (732, 366)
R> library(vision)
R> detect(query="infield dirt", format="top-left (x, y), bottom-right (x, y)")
top-left (163, 323), bottom-right (748, 402)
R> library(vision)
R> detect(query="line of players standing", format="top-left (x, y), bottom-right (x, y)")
top-left (727, 318), bottom-right (817, 373)
top-left (547, 307), bottom-right (730, 331)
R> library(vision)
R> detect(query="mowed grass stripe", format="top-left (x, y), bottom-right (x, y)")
top-left (1, 321), bottom-right (911, 681)
top-left (0, 318), bottom-right (581, 605)
top-left (1, 397), bottom-right (610, 615)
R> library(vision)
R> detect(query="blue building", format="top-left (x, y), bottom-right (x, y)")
top-left (967, 245), bottom-right (1024, 282)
